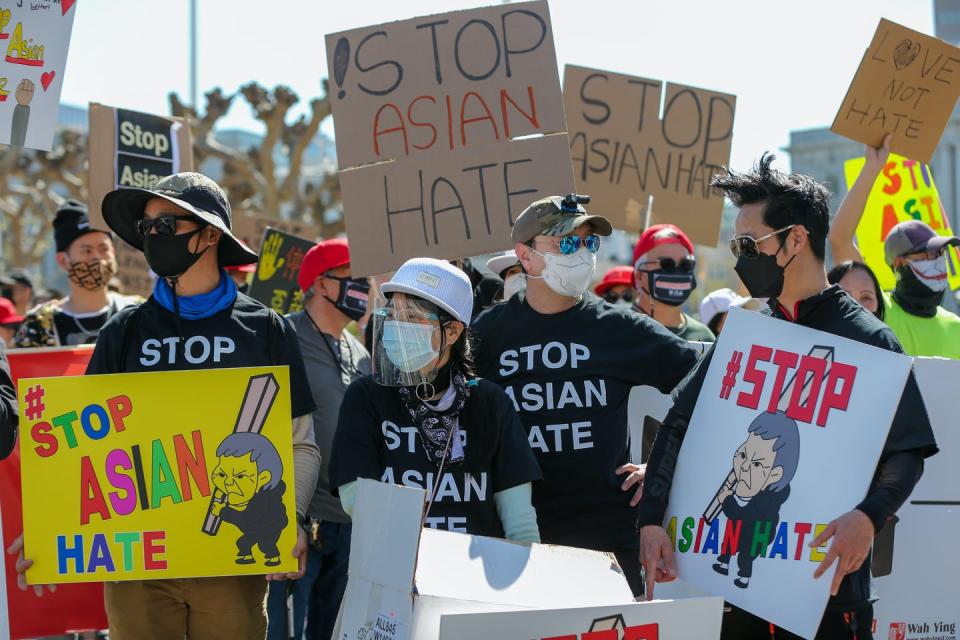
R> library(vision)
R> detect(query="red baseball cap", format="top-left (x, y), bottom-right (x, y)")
top-left (594, 265), bottom-right (636, 296)
top-left (632, 224), bottom-right (695, 266)
top-left (298, 238), bottom-right (351, 292)
top-left (0, 297), bottom-right (23, 326)
top-left (225, 263), bottom-right (257, 274)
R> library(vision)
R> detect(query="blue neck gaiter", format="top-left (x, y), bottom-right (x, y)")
top-left (153, 269), bottom-right (238, 320)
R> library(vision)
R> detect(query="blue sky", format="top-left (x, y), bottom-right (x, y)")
top-left (60, 0), bottom-right (936, 171)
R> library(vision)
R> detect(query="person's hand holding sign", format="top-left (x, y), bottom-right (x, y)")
top-left (639, 524), bottom-right (677, 600)
top-left (6, 533), bottom-right (56, 597)
top-left (810, 509), bottom-right (875, 595)
top-left (258, 234), bottom-right (285, 281)
top-left (265, 526), bottom-right (307, 582)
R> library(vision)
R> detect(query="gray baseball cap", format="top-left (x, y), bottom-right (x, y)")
top-left (884, 219), bottom-right (959, 265)
top-left (511, 194), bottom-right (613, 245)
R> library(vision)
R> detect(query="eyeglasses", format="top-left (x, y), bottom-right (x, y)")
top-left (557, 234), bottom-right (601, 255)
top-left (603, 289), bottom-right (637, 304)
top-left (634, 256), bottom-right (697, 273)
top-left (729, 225), bottom-right (796, 259)
top-left (136, 215), bottom-right (201, 237)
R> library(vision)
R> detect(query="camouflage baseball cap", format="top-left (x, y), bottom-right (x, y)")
top-left (511, 194), bottom-right (613, 244)
top-left (102, 172), bottom-right (258, 267)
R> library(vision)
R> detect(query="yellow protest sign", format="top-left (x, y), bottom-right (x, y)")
top-left (844, 152), bottom-right (960, 291)
top-left (19, 367), bottom-right (298, 584)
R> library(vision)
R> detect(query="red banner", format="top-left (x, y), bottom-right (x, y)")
top-left (2, 347), bottom-right (108, 639)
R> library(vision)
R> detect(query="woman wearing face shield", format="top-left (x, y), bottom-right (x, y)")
top-left (328, 258), bottom-right (542, 541)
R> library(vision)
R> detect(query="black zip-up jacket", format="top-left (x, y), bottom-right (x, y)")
top-left (638, 285), bottom-right (938, 610)
top-left (0, 344), bottom-right (16, 460)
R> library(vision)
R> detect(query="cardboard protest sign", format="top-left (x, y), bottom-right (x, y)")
top-left (326, 1), bottom-right (576, 276)
top-left (335, 479), bottom-right (639, 640)
top-left (439, 599), bottom-right (723, 640)
top-left (247, 228), bottom-right (316, 315)
top-left (563, 65), bottom-right (735, 247)
top-left (844, 152), bottom-right (960, 292)
top-left (1, 347), bottom-right (108, 639)
top-left (0, 1), bottom-right (77, 151)
top-left (663, 307), bottom-right (913, 639)
top-left (18, 366), bottom-right (298, 584)
top-left (873, 358), bottom-right (960, 640)
top-left (832, 19), bottom-right (960, 164)
top-left (88, 103), bottom-right (194, 297)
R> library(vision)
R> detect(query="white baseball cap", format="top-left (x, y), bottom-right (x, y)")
top-left (380, 257), bottom-right (474, 324)
top-left (699, 288), bottom-right (750, 327)
top-left (486, 251), bottom-right (520, 278)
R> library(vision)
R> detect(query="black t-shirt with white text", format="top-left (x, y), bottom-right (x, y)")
top-left (329, 376), bottom-right (541, 538)
top-left (473, 293), bottom-right (700, 550)
top-left (85, 294), bottom-right (316, 419)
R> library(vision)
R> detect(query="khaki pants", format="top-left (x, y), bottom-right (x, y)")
top-left (104, 575), bottom-right (267, 640)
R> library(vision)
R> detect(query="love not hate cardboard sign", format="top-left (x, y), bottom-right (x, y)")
top-left (18, 367), bottom-right (298, 584)
top-left (326, 1), bottom-right (575, 277)
top-left (663, 307), bottom-right (912, 640)
top-left (832, 18), bottom-right (960, 165)
top-left (563, 65), bottom-right (735, 247)
top-left (0, 0), bottom-right (77, 151)
top-left (843, 152), bottom-right (960, 292)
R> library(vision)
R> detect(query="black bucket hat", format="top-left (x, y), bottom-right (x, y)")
top-left (101, 172), bottom-right (258, 267)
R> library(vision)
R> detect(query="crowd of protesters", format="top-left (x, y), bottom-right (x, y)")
top-left (0, 135), bottom-right (955, 640)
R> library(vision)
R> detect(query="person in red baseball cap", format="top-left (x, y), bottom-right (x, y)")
top-left (225, 263), bottom-right (257, 294)
top-left (276, 237), bottom-right (371, 640)
top-left (0, 298), bottom-right (24, 347)
top-left (632, 224), bottom-right (714, 342)
top-left (594, 265), bottom-right (637, 308)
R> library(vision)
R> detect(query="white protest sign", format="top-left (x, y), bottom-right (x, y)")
top-left (873, 357), bottom-right (959, 640)
top-left (438, 598), bottom-right (723, 640)
top-left (0, 1), bottom-right (77, 151)
top-left (663, 307), bottom-right (912, 639)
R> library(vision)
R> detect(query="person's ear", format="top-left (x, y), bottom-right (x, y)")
top-left (55, 252), bottom-right (70, 273)
top-left (516, 242), bottom-right (539, 274)
top-left (257, 470), bottom-right (272, 488)
top-left (766, 466), bottom-right (784, 487)
top-left (445, 320), bottom-right (465, 344)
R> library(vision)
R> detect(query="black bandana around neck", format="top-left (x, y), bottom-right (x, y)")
top-left (397, 366), bottom-right (471, 468)
top-left (893, 265), bottom-right (944, 318)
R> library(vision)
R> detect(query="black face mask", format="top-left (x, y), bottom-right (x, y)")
top-left (893, 265), bottom-right (944, 318)
top-left (143, 227), bottom-right (208, 278)
top-left (734, 237), bottom-right (795, 299)
top-left (645, 270), bottom-right (696, 306)
top-left (325, 276), bottom-right (370, 321)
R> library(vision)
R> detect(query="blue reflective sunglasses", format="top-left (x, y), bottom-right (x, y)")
top-left (558, 234), bottom-right (601, 255)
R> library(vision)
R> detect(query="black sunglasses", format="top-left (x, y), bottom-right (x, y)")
top-left (136, 214), bottom-right (202, 237)
top-left (634, 256), bottom-right (696, 273)
top-left (603, 289), bottom-right (637, 304)
top-left (730, 225), bottom-right (795, 259)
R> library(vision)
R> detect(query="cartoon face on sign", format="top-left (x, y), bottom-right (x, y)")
top-left (210, 434), bottom-right (288, 567)
top-left (706, 411), bottom-right (799, 590)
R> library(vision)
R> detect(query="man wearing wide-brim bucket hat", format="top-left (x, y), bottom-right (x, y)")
top-left (13, 172), bottom-right (322, 640)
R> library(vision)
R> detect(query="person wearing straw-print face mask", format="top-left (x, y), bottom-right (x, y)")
top-left (329, 257), bottom-right (542, 542)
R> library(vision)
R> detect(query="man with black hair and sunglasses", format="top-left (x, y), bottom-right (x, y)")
top-left (637, 155), bottom-right (937, 639)
top-left (473, 194), bottom-right (700, 597)
top-left (12, 173), bottom-right (322, 639)
top-left (272, 238), bottom-right (371, 640)
top-left (632, 224), bottom-right (714, 343)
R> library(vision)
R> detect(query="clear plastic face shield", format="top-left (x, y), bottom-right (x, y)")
top-left (371, 293), bottom-right (448, 388)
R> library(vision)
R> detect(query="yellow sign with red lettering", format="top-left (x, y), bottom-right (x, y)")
top-left (844, 153), bottom-right (960, 291)
top-left (18, 367), bottom-right (297, 584)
